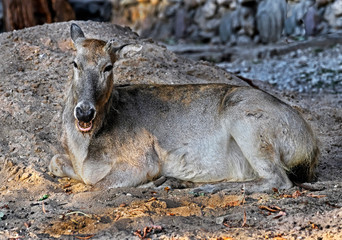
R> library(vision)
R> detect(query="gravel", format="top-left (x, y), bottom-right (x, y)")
top-left (218, 43), bottom-right (342, 93)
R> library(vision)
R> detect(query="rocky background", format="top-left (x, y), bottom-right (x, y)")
top-left (1, 0), bottom-right (342, 45)
top-left (111, 0), bottom-right (342, 45)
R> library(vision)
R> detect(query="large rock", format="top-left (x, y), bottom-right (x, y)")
top-left (331, 0), bottom-right (342, 17)
top-left (240, 6), bottom-right (255, 36)
top-left (107, 0), bottom-right (342, 44)
top-left (202, 0), bottom-right (217, 18)
top-left (256, 0), bottom-right (287, 43)
top-left (174, 8), bottom-right (187, 39)
top-left (324, 0), bottom-right (342, 29)
top-left (219, 12), bottom-right (233, 43)
top-left (303, 5), bottom-right (321, 36)
top-left (285, 0), bottom-right (315, 36)
top-left (219, 6), bottom-right (255, 44)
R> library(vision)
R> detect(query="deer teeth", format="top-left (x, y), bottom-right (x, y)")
top-left (76, 120), bottom-right (93, 132)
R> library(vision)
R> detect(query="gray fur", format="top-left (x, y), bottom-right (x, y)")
top-left (49, 24), bottom-right (318, 192)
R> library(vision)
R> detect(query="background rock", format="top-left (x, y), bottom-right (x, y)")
top-left (256, 0), bottom-right (287, 43)
top-left (304, 6), bottom-right (318, 35)
top-left (1, 0), bottom-right (342, 44)
top-left (107, 0), bottom-right (342, 44)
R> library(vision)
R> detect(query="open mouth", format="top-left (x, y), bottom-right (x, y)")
top-left (76, 120), bottom-right (93, 133)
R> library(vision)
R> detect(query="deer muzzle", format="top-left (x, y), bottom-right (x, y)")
top-left (74, 101), bottom-right (96, 133)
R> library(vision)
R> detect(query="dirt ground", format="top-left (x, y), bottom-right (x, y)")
top-left (0, 21), bottom-right (341, 240)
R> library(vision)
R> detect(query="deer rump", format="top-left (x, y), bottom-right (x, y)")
top-left (49, 24), bottom-right (318, 193)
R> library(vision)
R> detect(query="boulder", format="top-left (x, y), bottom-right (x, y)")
top-left (303, 6), bottom-right (321, 36)
top-left (324, 2), bottom-right (342, 29)
top-left (174, 8), bottom-right (187, 39)
top-left (203, 0), bottom-right (217, 18)
top-left (256, 0), bottom-right (287, 43)
top-left (240, 6), bottom-right (255, 36)
top-left (219, 7), bottom-right (255, 44)
top-left (219, 13), bottom-right (233, 42)
top-left (331, 0), bottom-right (342, 17)
top-left (285, 0), bottom-right (315, 36)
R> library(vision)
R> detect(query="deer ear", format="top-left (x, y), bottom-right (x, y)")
top-left (71, 23), bottom-right (85, 44)
top-left (105, 40), bottom-right (142, 60)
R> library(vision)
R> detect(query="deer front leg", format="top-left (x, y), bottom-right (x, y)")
top-left (49, 154), bottom-right (82, 181)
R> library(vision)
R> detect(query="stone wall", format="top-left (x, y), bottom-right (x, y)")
top-left (110, 0), bottom-right (342, 44)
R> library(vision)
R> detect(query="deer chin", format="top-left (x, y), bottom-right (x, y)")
top-left (75, 120), bottom-right (93, 133)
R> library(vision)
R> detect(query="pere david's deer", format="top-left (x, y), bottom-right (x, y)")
top-left (49, 23), bottom-right (318, 193)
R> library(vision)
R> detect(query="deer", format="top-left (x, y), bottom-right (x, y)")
top-left (48, 23), bottom-right (319, 193)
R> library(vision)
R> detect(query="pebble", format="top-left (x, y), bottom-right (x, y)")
top-left (215, 215), bottom-right (228, 224)
top-left (296, 55), bottom-right (309, 67)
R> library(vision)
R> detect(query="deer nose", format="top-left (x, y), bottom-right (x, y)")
top-left (75, 102), bottom-right (96, 123)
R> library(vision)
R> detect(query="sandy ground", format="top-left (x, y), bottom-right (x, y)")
top-left (0, 21), bottom-right (341, 239)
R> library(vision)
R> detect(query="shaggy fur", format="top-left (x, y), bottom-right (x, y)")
top-left (49, 24), bottom-right (318, 192)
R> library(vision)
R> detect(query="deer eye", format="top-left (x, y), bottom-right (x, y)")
top-left (104, 65), bottom-right (113, 73)
top-left (72, 61), bottom-right (78, 69)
